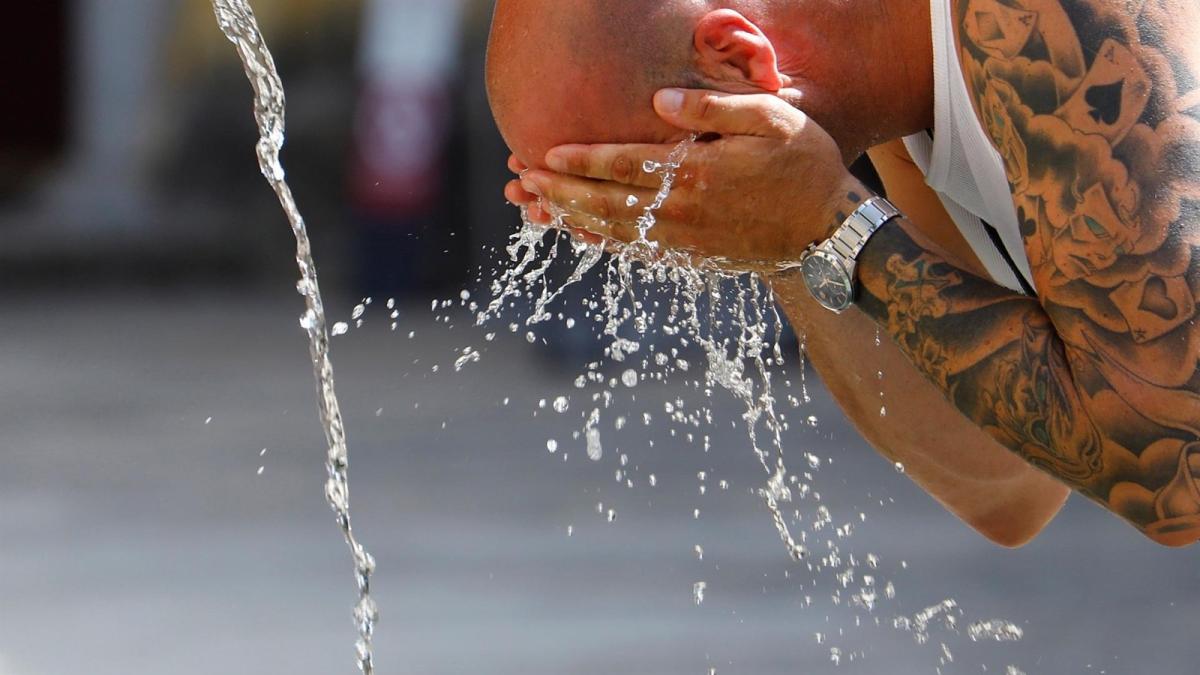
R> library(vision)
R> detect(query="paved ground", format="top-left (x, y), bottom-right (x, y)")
top-left (0, 289), bottom-right (1196, 675)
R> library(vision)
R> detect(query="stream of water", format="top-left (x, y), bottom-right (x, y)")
top-left (211, 2), bottom-right (377, 672)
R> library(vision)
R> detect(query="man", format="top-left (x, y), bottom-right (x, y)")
top-left (486, 0), bottom-right (1200, 546)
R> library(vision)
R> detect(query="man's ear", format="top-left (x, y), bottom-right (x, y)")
top-left (693, 9), bottom-right (784, 92)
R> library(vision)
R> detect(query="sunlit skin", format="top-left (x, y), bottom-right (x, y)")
top-left (487, 0), bottom-right (1200, 546)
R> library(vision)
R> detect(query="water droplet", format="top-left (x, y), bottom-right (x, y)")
top-left (606, 508), bottom-right (617, 523)
top-left (694, 545), bottom-right (704, 560)
top-left (454, 348), bottom-right (481, 372)
top-left (968, 620), bottom-right (1024, 642)
top-left (642, 160), bottom-right (661, 173)
top-left (256, 466), bottom-right (265, 475)
top-left (648, 474), bottom-right (658, 487)
top-left (331, 322), bottom-right (349, 336)
top-left (566, 525), bottom-right (574, 537)
top-left (546, 439), bottom-right (558, 453)
top-left (693, 581), bottom-right (707, 605)
top-left (894, 462), bottom-right (906, 474)
top-left (586, 427), bottom-right (603, 461)
top-left (351, 304), bottom-right (366, 320)
top-left (553, 396), bottom-right (570, 413)
top-left (621, 369), bottom-right (639, 388)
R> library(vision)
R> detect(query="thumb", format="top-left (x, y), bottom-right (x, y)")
top-left (653, 88), bottom-right (802, 138)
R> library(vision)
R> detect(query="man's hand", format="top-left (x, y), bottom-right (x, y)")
top-left (508, 89), bottom-right (865, 270)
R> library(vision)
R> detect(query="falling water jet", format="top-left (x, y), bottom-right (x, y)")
top-left (210, 2), bottom-right (377, 672)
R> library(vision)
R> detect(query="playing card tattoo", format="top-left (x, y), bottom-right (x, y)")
top-left (1057, 39), bottom-right (1152, 143)
top-left (854, 0), bottom-right (1200, 545)
top-left (964, 0), bottom-right (1039, 60)
top-left (1108, 274), bottom-right (1196, 343)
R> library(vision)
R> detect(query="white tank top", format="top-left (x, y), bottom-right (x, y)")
top-left (902, 0), bottom-right (1036, 295)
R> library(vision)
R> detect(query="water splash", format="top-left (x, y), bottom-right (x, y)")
top-left (968, 620), bottom-right (1025, 642)
top-left (472, 129), bottom-right (1027, 673)
top-left (483, 138), bottom-right (812, 563)
top-left (210, 2), bottom-right (376, 672)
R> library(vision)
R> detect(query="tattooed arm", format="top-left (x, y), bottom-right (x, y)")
top-left (852, 0), bottom-right (1200, 545)
top-left (769, 142), bottom-right (1071, 547)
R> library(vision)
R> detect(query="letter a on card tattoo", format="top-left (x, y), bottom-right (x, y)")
top-left (963, 0), bottom-right (1038, 60)
top-left (1057, 39), bottom-right (1151, 144)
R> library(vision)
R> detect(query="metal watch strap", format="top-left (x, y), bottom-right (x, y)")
top-left (826, 196), bottom-right (901, 262)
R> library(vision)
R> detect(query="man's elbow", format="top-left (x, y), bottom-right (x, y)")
top-left (965, 487), bottom-right (1071, 549)
top-left (969, 516), bottom-right (1051, 549)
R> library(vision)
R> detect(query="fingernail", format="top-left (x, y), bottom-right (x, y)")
top-left (656, 88), bottom-right (685, 114)
top-left (521, 178), bottom-right (543, 197)
top-left (544, 150), bottom-right (567, 172)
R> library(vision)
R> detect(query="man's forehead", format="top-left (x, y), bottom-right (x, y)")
top-left (491, 58), bottom-right (672, 167)
top-left (500, 90), bottom-right (677, 169)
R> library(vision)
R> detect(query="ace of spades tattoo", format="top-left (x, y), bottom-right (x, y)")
top-left (1057, 39), bottom-right (1151, 144)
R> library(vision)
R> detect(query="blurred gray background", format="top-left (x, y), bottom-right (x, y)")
top-left (0, 1), bottom-right (1195, 674)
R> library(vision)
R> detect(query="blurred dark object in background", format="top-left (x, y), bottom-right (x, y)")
top-left (349, 0), bottom-right (472, 296)
top-left (0, 3), bottom-right (69, 203)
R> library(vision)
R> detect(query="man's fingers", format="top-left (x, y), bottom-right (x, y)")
top-left (560, 212), bottom-right (639, 244)
top-left (527, 201), bottom-right (553, 224)
top-left (544, 144), bottom-right (672, 188)
top-left (505, 179), bottom-right (537, 206)
top-left (521, 171), bottom-right (659, 224)
top-left (507, 154), bottom-right (528, 174)
top-left (653, 88), bottom-right (803, 138)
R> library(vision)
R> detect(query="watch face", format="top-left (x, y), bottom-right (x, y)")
top-left (801, 250), bottom-right (854, 312)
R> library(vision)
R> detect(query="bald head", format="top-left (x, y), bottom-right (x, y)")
top-left (487, 0), bottom-right (708, 169)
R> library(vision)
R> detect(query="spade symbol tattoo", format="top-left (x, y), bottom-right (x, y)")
top-left (1085, 79), bottom-right (1124, 125)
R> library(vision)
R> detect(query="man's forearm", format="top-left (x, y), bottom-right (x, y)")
top-left (852, 214), bottom-right (1200, 545)
top-left (772, 274), bottom-right (1069, 546)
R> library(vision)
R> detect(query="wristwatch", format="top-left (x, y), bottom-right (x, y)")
top-left (793, 196), bottom-right (901, 313)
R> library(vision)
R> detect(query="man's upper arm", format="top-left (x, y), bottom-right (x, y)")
top-left (867, 140), bottom-right (991, 277)
top-left (951, 0), bottom-right (1200, 543)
